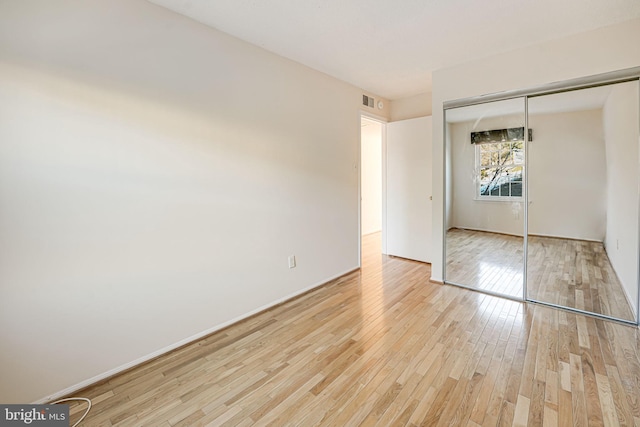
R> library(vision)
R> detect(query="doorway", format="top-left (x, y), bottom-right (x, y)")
top-left (360, 116), bottom-right (385, 262)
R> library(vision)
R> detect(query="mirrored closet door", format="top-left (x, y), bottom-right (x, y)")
top-left (526, 81), bottom-right (639, 323)
top-left (444, 98), bottom-right (526, 300)
top-left (444, 68), bottom-right (640, 325)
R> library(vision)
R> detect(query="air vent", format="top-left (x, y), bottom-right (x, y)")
top-left (362, 95), bottom-right (374, 108)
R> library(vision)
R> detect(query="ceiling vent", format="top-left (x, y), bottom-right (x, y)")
top-left (362, 95), bottom-right (374, 108)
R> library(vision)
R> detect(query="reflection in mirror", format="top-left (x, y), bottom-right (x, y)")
top-left (445, 98), bottom-right (525, 299)
top-left (526, 81), bottom-right (639, 322)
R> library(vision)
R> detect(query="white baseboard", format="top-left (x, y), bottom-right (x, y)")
top-left (528, 232), bottom-right (602, 243)
top-left (451, 226), bottom-right (602, 243)
top-left (451, 226), bottom-right (523, 238)
top-left (33, 266), bottom-right (359, 404)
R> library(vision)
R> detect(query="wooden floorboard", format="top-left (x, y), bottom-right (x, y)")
top-left (446, 228), bottom-right (524, 299)
top-left (446, 228), bottom-right (636, 321)
top-left (527, 234), bottom-right (635, 322)
top-left (63, 232), bottom-right (640, 426)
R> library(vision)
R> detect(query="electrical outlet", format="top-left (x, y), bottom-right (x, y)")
top-left (288, 255), bottom-right (296, 269)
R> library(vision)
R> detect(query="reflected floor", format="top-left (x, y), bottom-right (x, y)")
top-left (446, 228), bottom-right (636, 321)
top-left (528, 235), bottom-right (635, 321)
top-left (446, 228), bottom-right (524, 299)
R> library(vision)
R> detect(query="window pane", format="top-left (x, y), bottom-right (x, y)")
top-left (500, 148), bottom-right (512, 165)
top-left (479, 166), bottom-right (523, 198)
top-left (507, 166), bottom-right (523, 182)
top-left (480, 149), bottom-right (491, 166)
top-left (510, 182), bottom-right (522, 197)
top-left (479, 167), bottom-right (497, 195)
top-left (512, 141), bottom-right (524, 164)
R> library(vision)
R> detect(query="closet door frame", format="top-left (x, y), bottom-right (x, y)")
top-left (443, 66), bottom-right (640, 326)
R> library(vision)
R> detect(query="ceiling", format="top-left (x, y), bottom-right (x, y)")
top-left (147, 0), bottom-right (640, 100)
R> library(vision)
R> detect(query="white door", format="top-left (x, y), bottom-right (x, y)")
top-left (386, 116), bottom-right (432, 263)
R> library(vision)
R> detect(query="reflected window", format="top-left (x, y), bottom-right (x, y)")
top-left (476, 140), bottom-right (524, 198)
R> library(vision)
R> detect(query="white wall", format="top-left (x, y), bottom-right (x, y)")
top-left (603, 81), bottom-right (639, 314)
top-left (432, 17), bottom-right (640, 281)
top-left (528, 109), bottom-right (607, 241)
top-left (0, 0), bottom-right (382, 403)
top-left (390, 92), bottom-right (432, 121)
top-left (386, 116), bottom-right (432, 263)
top-left (361, 119), bottom-right (383, 235)
top-left (449, 109), bottom-right (607, 241)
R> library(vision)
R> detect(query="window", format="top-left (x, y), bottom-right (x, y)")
top-left (476, 140), bottom-right (524, 198)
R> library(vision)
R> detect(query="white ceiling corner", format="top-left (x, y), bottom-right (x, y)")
top-left (147, 0), bottom-right (640, 100)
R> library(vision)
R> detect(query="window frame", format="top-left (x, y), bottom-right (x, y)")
top-left (474, 139), bottom-right (524, 201)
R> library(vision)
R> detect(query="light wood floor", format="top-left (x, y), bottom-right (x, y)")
top-left (527, 235), bottom-right (636, 322)
top-left (446, 228), bottom-right (524, 299)
top-left (446, 228), bottom-right (636, 322)
top-left (64, 232), bottom-right (640, 426)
